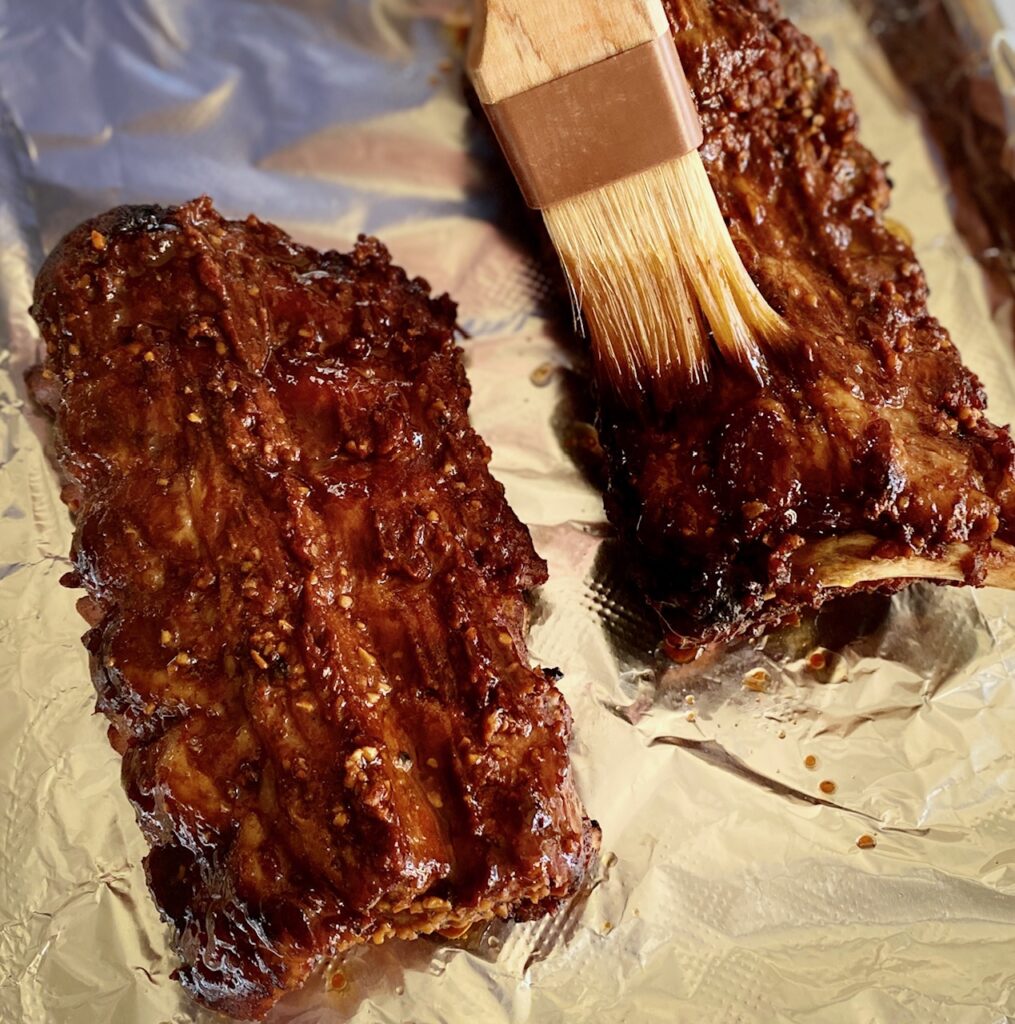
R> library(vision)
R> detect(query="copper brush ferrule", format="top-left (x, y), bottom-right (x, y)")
top-left (483, 33), bottom-right (703, 211)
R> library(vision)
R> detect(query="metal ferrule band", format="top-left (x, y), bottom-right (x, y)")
top-left (483, 33), bottom-right (703, 210)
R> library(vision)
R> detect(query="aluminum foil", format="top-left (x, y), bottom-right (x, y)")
top-left (2, 2), bottom-right (1015, 1022)
top-left (947, 0), bottom-right (1015, 175)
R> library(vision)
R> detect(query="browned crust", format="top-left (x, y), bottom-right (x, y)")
top-left (595, 0), bottom-right (1015, 646)
top-left (29, 198), bottom-right (596, 1019)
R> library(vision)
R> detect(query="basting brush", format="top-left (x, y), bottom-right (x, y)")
top-left (467, 0), bottom-right (786, 403)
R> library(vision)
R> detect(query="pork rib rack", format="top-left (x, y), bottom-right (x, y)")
top-left (595, 0), bottom-right (1015, 647)
top-left (29, 198), bottom-right (595, 1019)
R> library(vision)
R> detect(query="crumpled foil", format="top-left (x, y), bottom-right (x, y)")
top-left (2, 1), bottom-right (1015, 1022)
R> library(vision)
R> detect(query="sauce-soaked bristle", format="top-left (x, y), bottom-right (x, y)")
top-left (542, 149), bottom-right (787, 404)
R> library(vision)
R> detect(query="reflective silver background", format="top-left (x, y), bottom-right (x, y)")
top-left (1, 1), bottom-right (1014, 1021)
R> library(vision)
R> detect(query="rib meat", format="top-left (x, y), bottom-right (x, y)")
top-left (29, 198), bottom-right (595, 1019)
top-left (596, 0), bottom-right (1015, 646)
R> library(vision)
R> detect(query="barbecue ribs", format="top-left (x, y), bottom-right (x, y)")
top-left (594, 0), bottom-right (1015, 647)
top-left (29, 198), bottom-right (595, 1019)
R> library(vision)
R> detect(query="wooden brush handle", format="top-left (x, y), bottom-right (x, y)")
top-left (468, 0), bottom-right (671, 104)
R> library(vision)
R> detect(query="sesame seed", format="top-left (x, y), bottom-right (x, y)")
top-left (143, 350), bottom-right (155, 362)
top-left (250, 649), bottom-right (269, 670)
top-left (339, 595), bottom-right (353, 609)
top-left (529, 361), bottom-right (555, 387)
top-left (90, 229), bottom-right (107, 251)
top-left (742, 667), bottom-right (769, 692)
top-left (160, 629), bottom-right (172, 645)
top-left (357, 647), bottom-right (376, 667)
top-left (187, 411), bottom-right (202, 424)
top-left (426, 510), bottom-right (440, 523)
top-left (426, 757), bottom-right (438, 768)
top-left (174, 652), bottom-right (191, 665)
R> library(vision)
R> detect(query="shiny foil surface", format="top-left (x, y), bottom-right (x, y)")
top-left (2, 1), bottom-right (1015, 1022)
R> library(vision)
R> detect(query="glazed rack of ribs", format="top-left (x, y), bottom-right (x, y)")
top-left (594, 0), bottom-right (1015, 648)
top-left (29, 198), bottom-right (596, 1019)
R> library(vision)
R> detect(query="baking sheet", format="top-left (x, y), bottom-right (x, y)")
top-left (2, 1), bottom-right (1015, 1022)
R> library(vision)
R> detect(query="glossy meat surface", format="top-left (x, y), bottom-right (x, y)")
top-left (598, 0), bottom-right (1015, 645)
top-left (29, 199), bottom-right (594, 1019)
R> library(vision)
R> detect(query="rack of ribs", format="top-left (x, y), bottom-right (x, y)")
top-left (595, 0), bottom-right (1015, 648)
top-left (28, 198), bottom-right (596, 1019)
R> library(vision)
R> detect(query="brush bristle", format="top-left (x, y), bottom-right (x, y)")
top-left (542, 150), bottom-right (786, 403)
